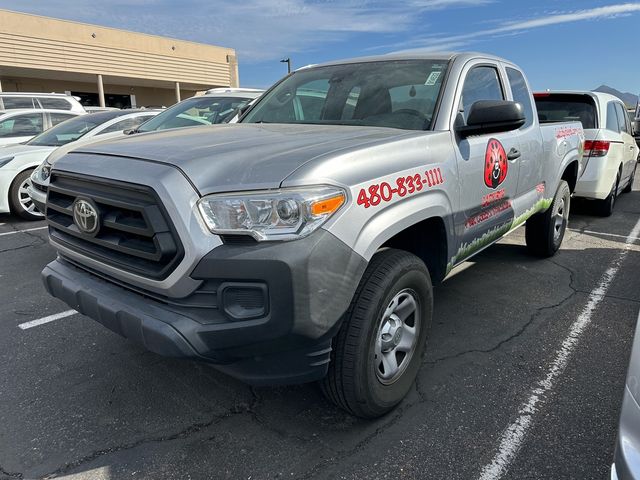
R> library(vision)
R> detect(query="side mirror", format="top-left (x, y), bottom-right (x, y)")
top-left (632, 119), bottom-right (640, 137)
top-left (457, 100), bottom-right (525, 138)
top-left (236, 103), bottom-right (252, 118)
top-left (123, 128), bottom-right (138, 135)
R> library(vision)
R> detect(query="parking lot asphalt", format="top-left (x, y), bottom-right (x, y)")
top-left (1, 179), bottom-right (639, 480)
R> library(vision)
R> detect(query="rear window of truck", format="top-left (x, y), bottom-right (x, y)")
top-left (533, 93), bottom-right (597, 129)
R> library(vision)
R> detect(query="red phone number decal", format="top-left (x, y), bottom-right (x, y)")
top-left (357, 168), bottom-right (444, 208)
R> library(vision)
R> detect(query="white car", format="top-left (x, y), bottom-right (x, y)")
top-left (0, 92), bottom-right (85, 113)
top-left (0, 109), bottom-right (82, 147)
top-left (535, 91), bottom-right (638, 216)
top-left (0, 109), bottom-right (158, 220)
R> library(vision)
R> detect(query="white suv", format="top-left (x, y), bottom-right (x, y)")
top-left (535, 91), bottom-right (638, 216)
top-left (0, 92), bottom-right (85, 113)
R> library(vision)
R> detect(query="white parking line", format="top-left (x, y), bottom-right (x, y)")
top-left (0, 226), bottom-right (48, 237)
top-left (18, 310), bottom-right (77, 330)
top-left (477, 216), bottom-right (640, 480)
top-left (570, 228), bottom-right (640, 241)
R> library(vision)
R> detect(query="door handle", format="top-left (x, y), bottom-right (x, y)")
top-left (507, 147), bottom-right (521, 161)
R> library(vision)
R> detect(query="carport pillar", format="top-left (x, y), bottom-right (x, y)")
top-left (97, 74), bottom-right (105, 107)
top-left (175, 82), bottom-right (181, 103)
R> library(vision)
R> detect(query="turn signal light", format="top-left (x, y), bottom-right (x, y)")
top-left (310, 193), bottom-right (345, 216)
top-left (584, 140), bottom-right (610, 158)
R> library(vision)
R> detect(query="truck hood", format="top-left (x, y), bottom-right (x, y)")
top-left (72, 123), bottom-right (418, 194)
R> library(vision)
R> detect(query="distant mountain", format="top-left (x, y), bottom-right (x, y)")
top-left (593, 85), bottom-right (638, 108)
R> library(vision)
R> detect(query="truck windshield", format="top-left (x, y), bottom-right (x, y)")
top-left (534, 93), bottom-right (598, 129)
top-left (242, 60), bottom-right (449, 131)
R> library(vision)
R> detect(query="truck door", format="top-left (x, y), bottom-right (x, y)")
top-left (504, 66), bottom-right (543, 199)
top-left (451, 63), bottom-right (520, 265)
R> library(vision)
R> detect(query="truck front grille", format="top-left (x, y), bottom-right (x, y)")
top-left (46, 172), bottom-right (184, 280)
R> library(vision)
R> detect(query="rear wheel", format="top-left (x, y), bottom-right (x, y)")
top-left (320, 249), bottom-right (432, 418)
top-left (9, 169), bottom-right (44, 221)
top-left (595, 172), bottom-right (620, 217)
top-left (622, 163), bottom-right (636, 193)
top-left (525, 180), bottom-right (570, 257)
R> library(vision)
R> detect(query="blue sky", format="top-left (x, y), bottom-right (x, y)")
top-left (3, 1), bottom-right (639, 95)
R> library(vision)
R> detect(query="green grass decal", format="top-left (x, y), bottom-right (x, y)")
top-left (446, 197), bottom-right (553, 275)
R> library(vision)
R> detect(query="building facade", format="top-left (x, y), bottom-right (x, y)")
top-left (0, 10), bottom-right (239, 107)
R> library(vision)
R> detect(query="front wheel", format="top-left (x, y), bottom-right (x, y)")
top-left (9, 169), bottom-right (44, 221)
top-left (320, 249), bottom-right (433, 418)
top-left (525, 180), bottom-right (570, 257)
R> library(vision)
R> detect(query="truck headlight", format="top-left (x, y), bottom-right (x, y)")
top-left (32, 160), bottom-right (52, 182)
top-left (197, 186), bottom-right (346, 241)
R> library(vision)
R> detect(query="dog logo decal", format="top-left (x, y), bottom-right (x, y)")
top-left (484, 138), bottom-right (508, 189)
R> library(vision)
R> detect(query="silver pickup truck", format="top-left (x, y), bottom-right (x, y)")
top-left (41, 52), bottom-right (584, 418)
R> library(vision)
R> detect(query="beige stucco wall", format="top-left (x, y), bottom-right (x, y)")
top-left (0, 9), bottom-right (238, 104)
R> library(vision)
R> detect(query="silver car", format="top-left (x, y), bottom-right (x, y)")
top-left (612, 311), bottom-right (640, 479)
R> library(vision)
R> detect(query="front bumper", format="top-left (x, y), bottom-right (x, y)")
top-left (26, 180), bottom-right (46, 213)
top-left (42, 230), bottom-right (367, 385)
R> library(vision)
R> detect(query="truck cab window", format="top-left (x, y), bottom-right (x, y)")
top-left (506, 67), bottom-right (534, 128)
top-left (459, 66), bottom-right (503, 123)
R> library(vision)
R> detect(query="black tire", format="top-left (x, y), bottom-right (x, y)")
top-left (320, 249), bottom-right (433, 418)
top-left (595, 172), bottom-right (620, 217)
top-left (9, 169), bottom-right (43, 221)
top-left (525, 180), bottom-right (570, 257)
top-left (622, 163), bottom-right (636, 194)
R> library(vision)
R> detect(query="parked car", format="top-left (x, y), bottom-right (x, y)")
top-left (612, 311), bottom-right (640, 480)
top-left (130, 88), bottom-right (263, 133)
top-left (0, 109), bottom-right (81, 147)
top-left (0, 109), bottom-right (158, 219)
top-left (41, 52), bottom-right (584, 418)
top-left (535, 91), bottom-right (638, 215)
top-left (0, 92), bottom-right (85, 113)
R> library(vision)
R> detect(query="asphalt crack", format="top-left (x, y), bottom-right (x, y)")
top-left (41, 396), bottom-right (260, 479)
top-left (0, 464), bottom-right (23, 480)
top-left (425, 261), bottom-right (579, 366)
top-left (0, 227), bottom-right (46, 254)
top-left (297, 400), bottom-right (413, 480)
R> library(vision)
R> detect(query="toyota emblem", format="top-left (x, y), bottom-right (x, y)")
top-left (73, 198), bottom-right (100, 235)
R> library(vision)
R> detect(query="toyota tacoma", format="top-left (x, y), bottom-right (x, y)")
top-left (41, 52), bottom-right (584, 418)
